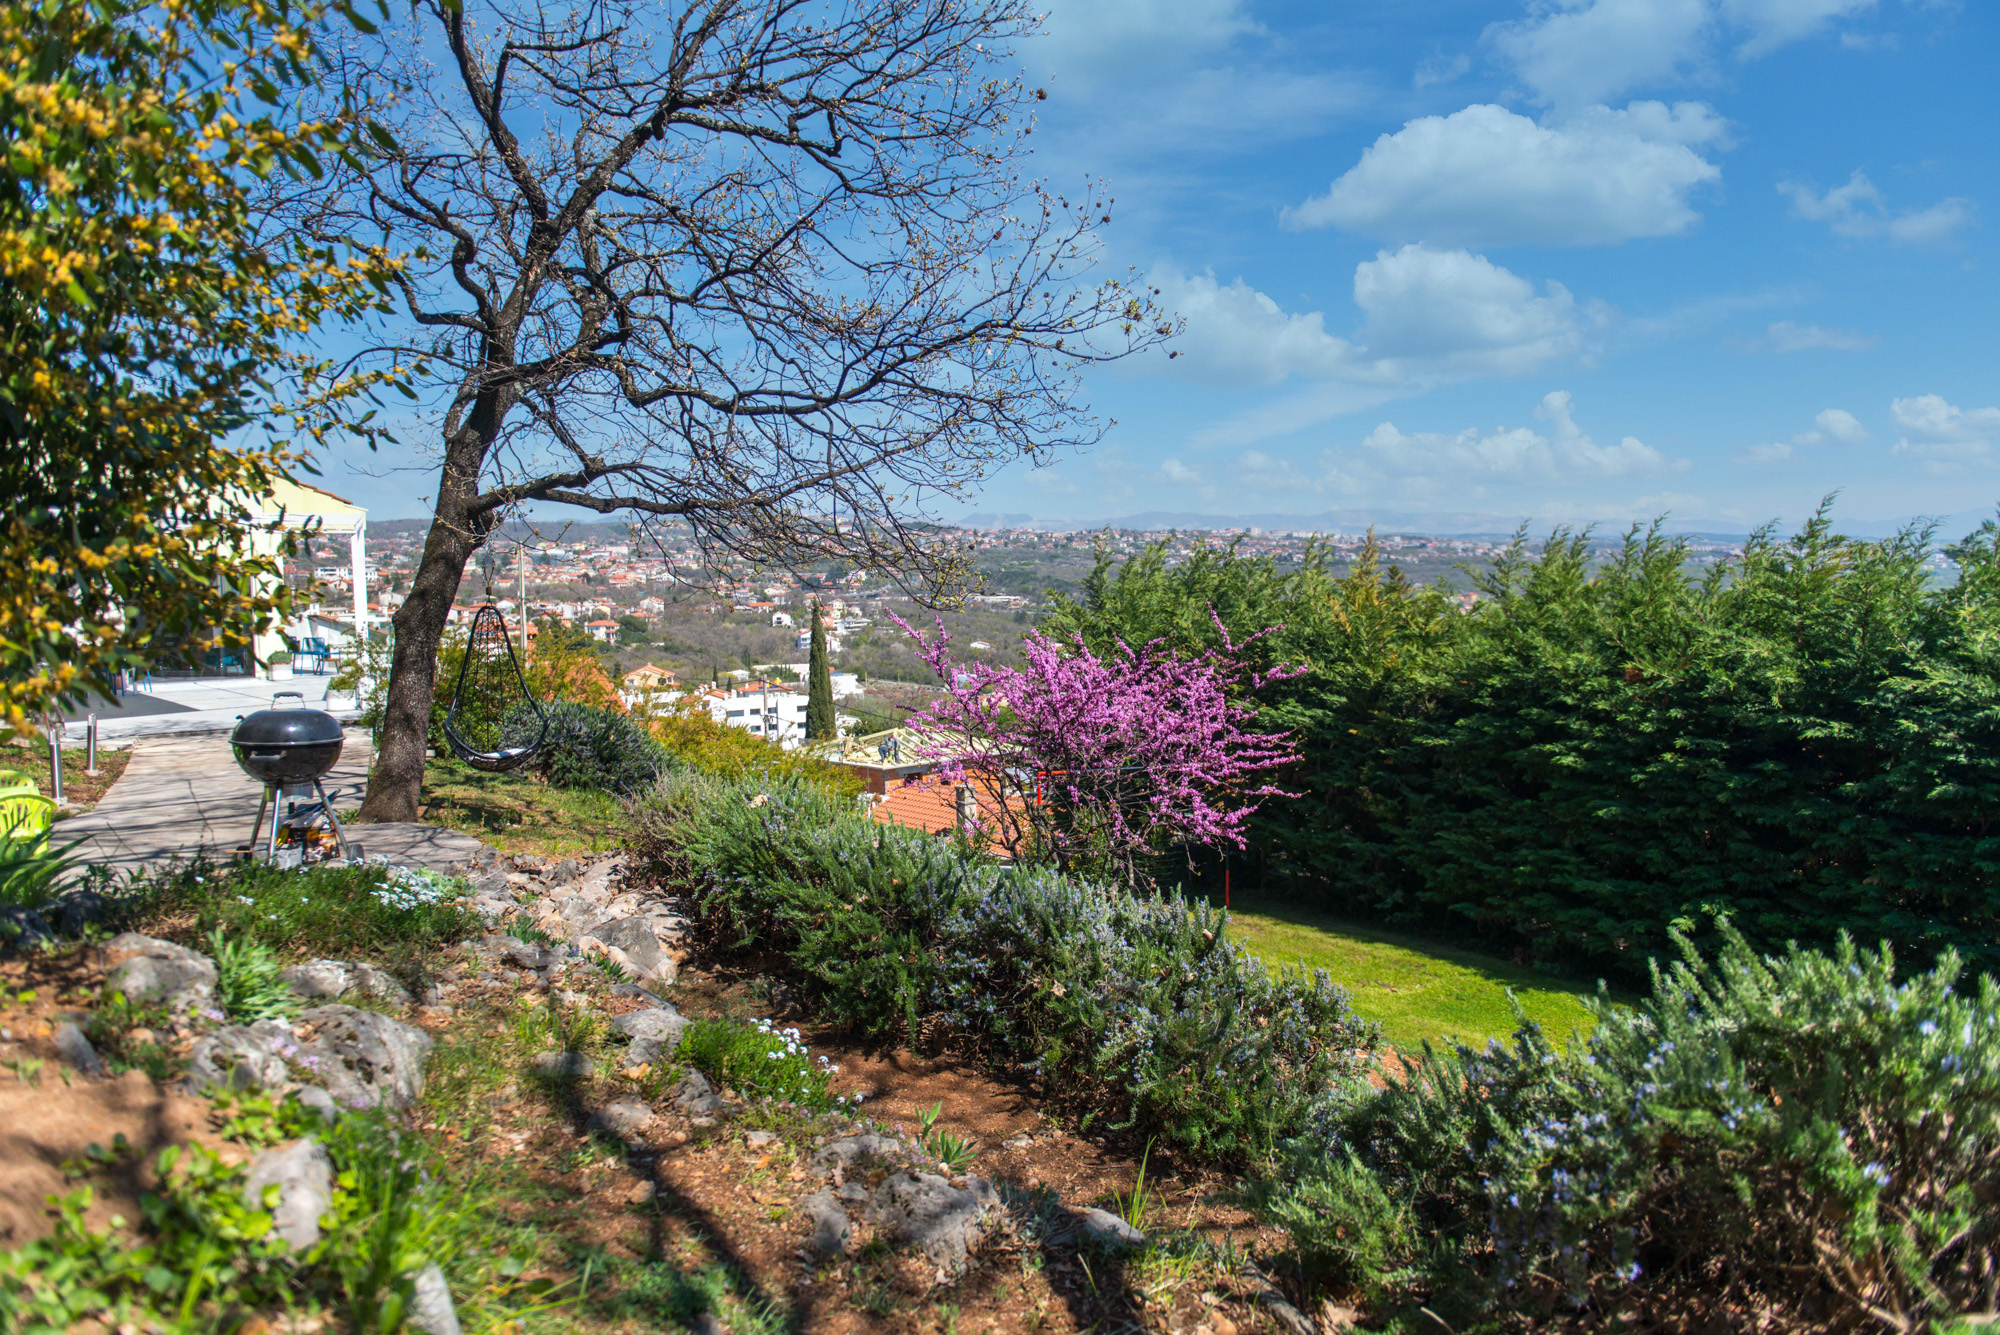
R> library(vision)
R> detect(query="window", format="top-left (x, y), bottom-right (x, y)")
top-left (727, 710), bottom-right (745, 718)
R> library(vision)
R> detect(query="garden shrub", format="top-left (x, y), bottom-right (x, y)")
top-left (638, 697), bottom-right (866, 797)
top-left (678, 1016), bottom-right (849, 1111)
top-left (636, 772), bottom-right (1377, 1160)
top-left (0, 830), bottom-right (84, 912)
top-left (1047, 508), bottom-right (2000, 978)
top-left (503, 699), bottom-right (676, 795)
top-left (1261, 923), bottom-right (2000, 1331)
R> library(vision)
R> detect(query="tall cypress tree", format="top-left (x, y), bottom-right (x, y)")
top-left (806, 603), bottom-right (836, 741)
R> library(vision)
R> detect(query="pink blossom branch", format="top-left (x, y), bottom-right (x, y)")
top-left (888, 610), bottom-right (1302, 880)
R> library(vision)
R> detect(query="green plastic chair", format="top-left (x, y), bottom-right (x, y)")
top-left (0, 791), bottom-right (56, 843)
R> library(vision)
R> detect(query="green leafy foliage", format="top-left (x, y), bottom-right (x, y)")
top-left (186, 860), bottom-right (481, 963)
top-left (1047, 506), bottom-right (2000, 976)
top-left (0, 0), bottom-right (403, 734)
top-left (505, 700), bottom-right (677, 796)
top-left (207, 927), bottom-right (298, 1023)
top-left (0, 1092), bottom-right (543, 1334)
top-left (0, 1142), bottom-right (295, 1330)
top-left (678, 1017), bottom-right (846, 1110)
top-left (1264, 923), bottom-right (2000, 1330)
top-left (637, 771), bottom-right (1377, 1161)
top-left (0, 830), bottom-right (83, 912)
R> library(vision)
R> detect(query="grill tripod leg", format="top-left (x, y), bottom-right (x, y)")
top-left (265, 786), bottom-right (282, 862)
top-left (244, 787), bottom-right (271, 860)
top-left (313, 778), bottom-right (353, 861)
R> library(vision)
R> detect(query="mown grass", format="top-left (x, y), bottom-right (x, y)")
top-left (415, 756), bottom-right (629, 858)
top-left (1213, 896), bottom-right (1605, 1052)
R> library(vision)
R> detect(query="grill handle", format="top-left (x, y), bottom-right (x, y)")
top-left (250, 751), bottom-right (284, 762)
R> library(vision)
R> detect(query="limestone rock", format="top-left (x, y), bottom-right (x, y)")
top-left (103, 933), bottom-right (216, 1008)
top-left (44, 888), bottom-right (112, 938)
top-left (530, 1051), bottom-right (594, 1079)
top-left (591, 916), bottom-right (671, 981)
top-left (671, 1070), bottom-right (725, 1115)
top-left (408, 1262), bottom-right (461, 1335)
top-left (185, 1020), bottom-right (297, 1094)
top-left (612, 1006), bottom-right (686, 1064)
top-left (294, 1005), bottom-right (434, 1109)
top-left (283, 959), bottom-right (413, 1006)
top-left (814, 1134), bottom-right (900, 1171)
top-left (867, 1172), bottom-right (1005, 1274)
top-left (800, 1190), bottom-right (853, 1256)
top-left (1070, 1206), bottom-right (1145, 1248)
top-left (52, 1021), bottom-right (107, 1077)
top-left (294, 1085), bottom-right (340, 1125)
top-left (242, 1138), bottom-right (334, 1252)
top-left (588, 1099), bottom-right (655, 1138)
top-left (0, 906), bottom-right (53, 949)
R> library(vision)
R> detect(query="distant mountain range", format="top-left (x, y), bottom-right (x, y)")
top-left (956, 506), bottom-right (2000, 543)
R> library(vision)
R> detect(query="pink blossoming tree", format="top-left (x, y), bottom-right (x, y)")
top-left (893, 612), bottom-right (1302, 884)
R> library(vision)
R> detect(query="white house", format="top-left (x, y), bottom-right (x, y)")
top-left (703, 686), bottom-right (812, 748)
top-left (771, 611), bottom-right (795, 628)
top-left (254, 478), bottom-right (369, 671)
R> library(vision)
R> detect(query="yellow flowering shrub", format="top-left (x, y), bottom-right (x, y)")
top-left (0, 0), bottom-right (399, 732)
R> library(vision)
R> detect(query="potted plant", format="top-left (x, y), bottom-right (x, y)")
top-left (266, 650), bottom-right (293, 681)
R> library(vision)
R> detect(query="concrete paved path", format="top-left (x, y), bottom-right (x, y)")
top-left (57, 731), bottom-right (484, 878)
top-left (62, 677), bottom-right (363, 743)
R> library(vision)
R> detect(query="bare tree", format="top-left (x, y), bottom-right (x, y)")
top-left (292, 0), bottom-right (1164, 820)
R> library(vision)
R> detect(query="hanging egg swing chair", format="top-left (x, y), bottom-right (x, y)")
top-left (441, 603), bottom-right (549, 773)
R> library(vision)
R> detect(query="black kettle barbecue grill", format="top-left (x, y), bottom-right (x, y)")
top-left (230, 692), bottom-right (354, 862)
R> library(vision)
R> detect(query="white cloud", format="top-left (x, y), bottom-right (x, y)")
top-left (1485, 0), bottom-right (1881, 107)
top-left (1160, 458), bottom-right (1203, 484)
top-left (1764, 320), bottom-right (1880, 352)
top-left (1147, 268), bottom-right (1361, 386)
top-left (1487, 0), bottom-right (1711, 108)
top-left (1734, 406), bottom-right (1870, 463)
top-left (1779, 170), bottom-right (1974, 243)
top-left (1722, 0), bottom-right (1878, 56)
top-left (1037, 0), bottom-right (1256, 88)
top-left (1414, 52), bottom-right (1472, 87)
top-left (1353, 244), bottom-right (1596, 377)
top-left (1813, 407), bottom-right (1871, 444)
top-left (1347, 391), bottom-right (1678, 482)
top-left (1284, 102), bottom-right (1726, 247)
top-left (1891, 394), bottom-right (2000, 472)
top-left (1152, 246), bottom-right (1597, 395)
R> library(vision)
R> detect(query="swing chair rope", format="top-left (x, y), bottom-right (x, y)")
top-left (442, 604), bottom-right (549, 772)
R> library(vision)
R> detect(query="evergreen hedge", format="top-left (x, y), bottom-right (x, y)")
top-left (1046, 505), bottom-right (2000, 976)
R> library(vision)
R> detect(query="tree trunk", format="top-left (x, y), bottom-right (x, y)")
top-left (357, 490), bottom-right (479, 822)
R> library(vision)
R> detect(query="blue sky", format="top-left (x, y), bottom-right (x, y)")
top-left (318, 0), bottom-right (1997, 536)
top-left (966, 0), bottom-right (1998, 531)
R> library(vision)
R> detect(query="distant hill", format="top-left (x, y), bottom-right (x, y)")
top-left (957, 505), bottom-right (2000, 544)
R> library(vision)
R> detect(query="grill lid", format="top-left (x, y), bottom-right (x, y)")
top-left (230, 706), bottom-right (345, 749)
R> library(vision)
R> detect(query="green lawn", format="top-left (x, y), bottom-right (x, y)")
top-left (1216, 896), bottom-right (1608, 1052)
top-left (403, 756), bottom-right (630, 858)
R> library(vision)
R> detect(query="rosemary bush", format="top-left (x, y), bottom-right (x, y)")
top-left (1264, 924), bottom-right (2000, 1331)
top-left (637, 771), bottom-right (1376, 1159)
